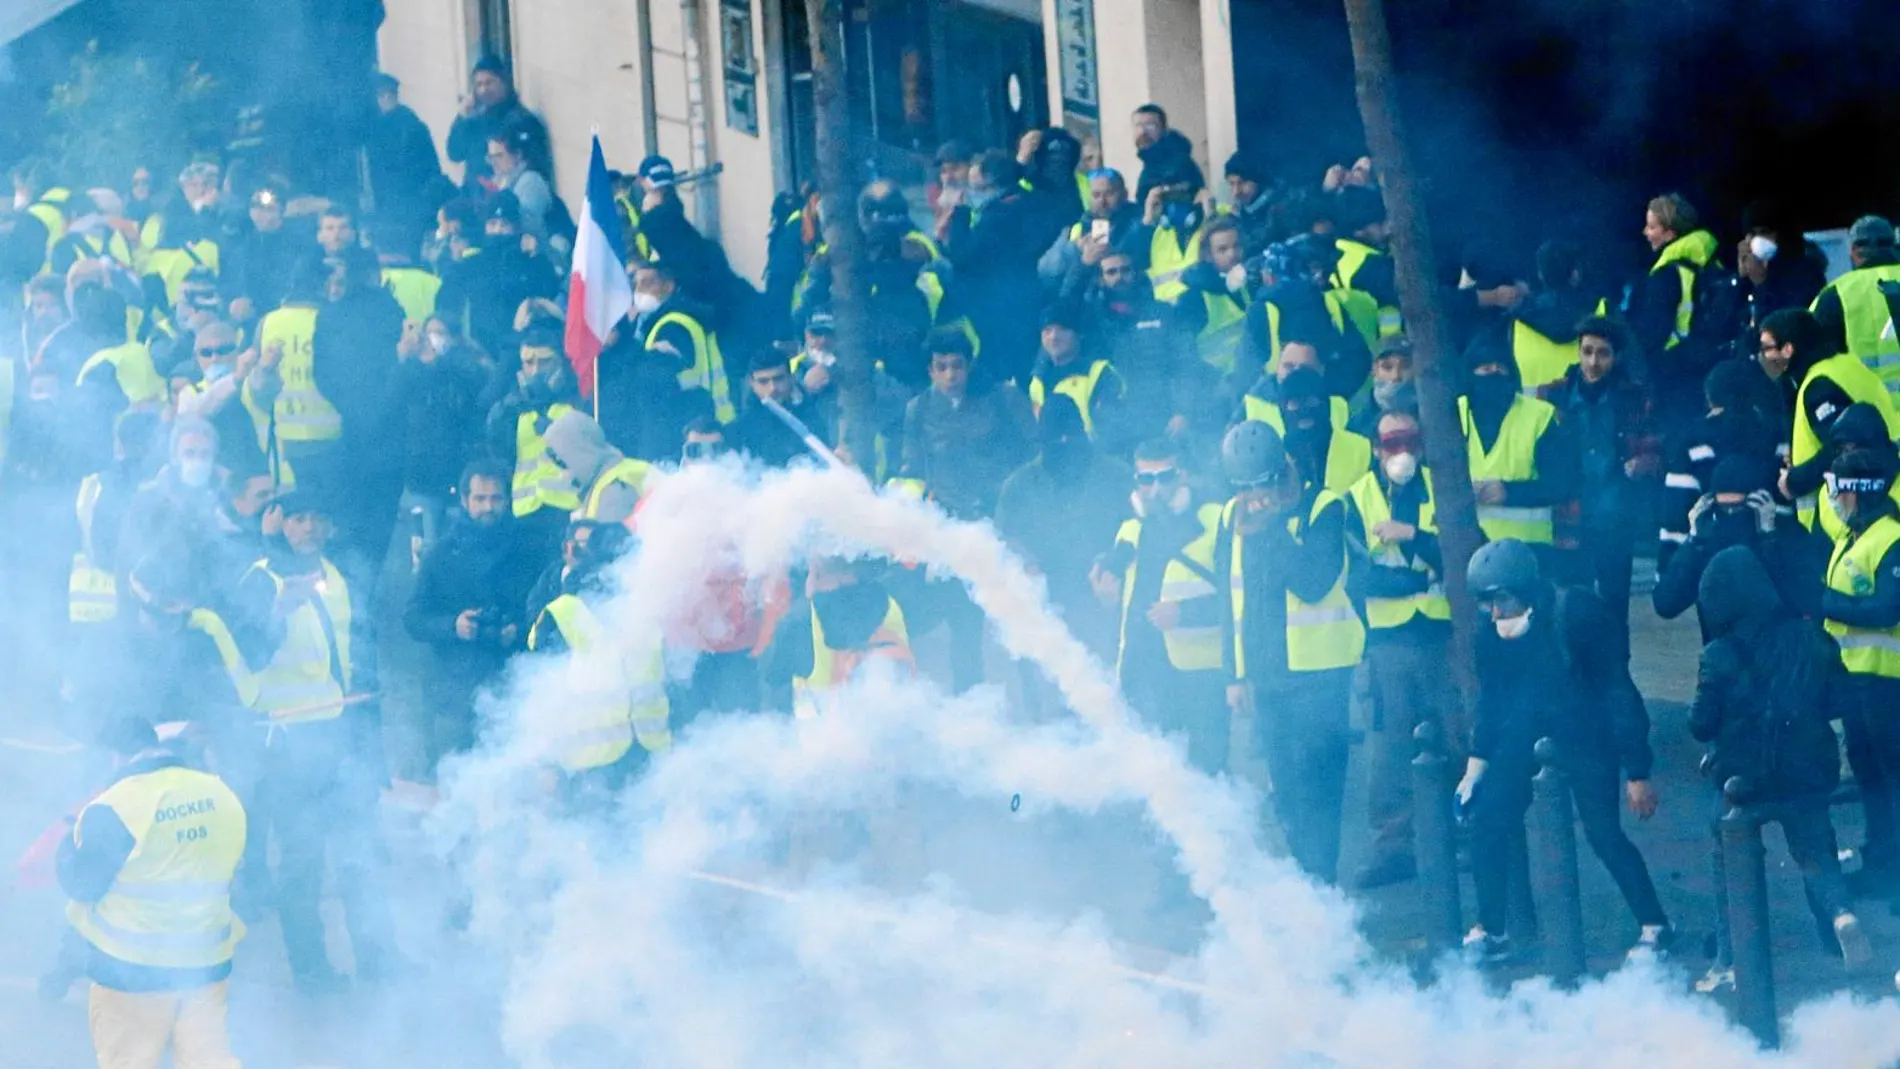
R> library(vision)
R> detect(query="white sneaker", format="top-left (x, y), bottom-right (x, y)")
top-left (1836, 913), bottom-right (1874, 970)
top-left (1626, 924), bottom-right (1674, 963)
top-left (1695, 966), bottom-right (1735, 994)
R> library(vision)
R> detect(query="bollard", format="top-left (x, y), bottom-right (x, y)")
top-left (1721, 776), bottom-right (1779, 1049)
top-left (1411, 721), bottom-right (1462, 952)
top-left (1528, 737), bottom-right (1586, 986)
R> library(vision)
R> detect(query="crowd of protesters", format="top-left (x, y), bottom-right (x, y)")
top-left (9, 53), bottom-right (1900, 1061)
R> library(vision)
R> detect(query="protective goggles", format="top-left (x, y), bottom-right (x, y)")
top-left (1826, 473), bottom-right (1892, 496)
top-left (1134, 467), bottom-right (1181, 487)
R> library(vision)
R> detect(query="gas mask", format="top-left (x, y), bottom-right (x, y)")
top-left (1494, 608), bottom-right (1533, 640)
top-left (1129, 484), bottom-right (1190, 519)
top-left (1382, 451), bottom-right (1418, 485)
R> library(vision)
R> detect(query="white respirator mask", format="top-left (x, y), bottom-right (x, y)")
top-left (1749, 235), bottom-right (1778, 263)
top-left (1383, 452), bottom-right (1418, 484)
top-left (1494, 608), bottom-right (1533, 640)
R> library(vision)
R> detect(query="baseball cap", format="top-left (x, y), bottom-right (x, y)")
top-left (637, 155), bottom-right (677, 188)
top-left (804, 309), bottom-right (836, 334)
top-left (1850, 215), bottom-right (1896, 249)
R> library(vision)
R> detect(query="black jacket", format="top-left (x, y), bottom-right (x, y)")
top-left (393, 345), bottom-right (492, 495)
top-left (946, 190), bottom-right (1047, 385)
top-left (437, 238), bottom-right (561, 359)
top-left (313, 287), bottom-right (407, 449)
top-left (447, 97), bottom-right (552, 189)
top-left (403, 512), bottom-right (542, 676)
top-left (1654, 517), bottom-right (1827, 639)
top-left (1473, 584), bottom-right (1652, 779)
top-left (1691, 546), bottom-right (1842, 799)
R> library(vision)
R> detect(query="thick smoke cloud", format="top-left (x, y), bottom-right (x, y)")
top-left (431, 460), bottom-right (1900, 1069)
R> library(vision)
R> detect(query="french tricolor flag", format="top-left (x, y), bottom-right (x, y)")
top-left (564, 135), bottom-right (633, 400)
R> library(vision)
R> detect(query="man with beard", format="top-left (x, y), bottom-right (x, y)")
top-left (485, 326), bottom-right (584, 564)
top-left (404, 462), bottom-right (540, 776)
top-left (1077, 247), bottom-right (1210, 446)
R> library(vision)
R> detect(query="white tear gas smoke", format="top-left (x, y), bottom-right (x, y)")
top-left (433, 461), bottom-right (1900, 1069)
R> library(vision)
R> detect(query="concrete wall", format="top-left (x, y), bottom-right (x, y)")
top-left (701, 0), bottom-right (778, 285)
top-left (377, 0), bottom-right (476, 165)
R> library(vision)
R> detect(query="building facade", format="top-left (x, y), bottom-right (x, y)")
top-left (378, 0), bottom-right (1237, 281)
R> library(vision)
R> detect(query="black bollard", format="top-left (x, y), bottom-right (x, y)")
top-left (1411, 721), bottom-right (1462, 951)
top-left (1721, 776), bottom-right (1779, 1049)
top-left (1528, 737), bottom-right (1585, 986)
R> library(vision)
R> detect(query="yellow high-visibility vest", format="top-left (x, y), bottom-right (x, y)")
top-left (793, 598), bottom-right (915, 720)
top-left (1345, 468), bottom-right (1451, 629)
top-left (528, 593), bottom-right (671, 766)
top-left (255, 305), bottom-right (340, 443)
top-left (1792, 353), bottom-right (1900, 530)
top-left (246, 558), bottom-right (352, 724)
top-left (381, 266), bottom-right (442, 326)
top-left (67, 765), bottom-right (246, 970)
top-left (1239, 395), bottom-right (1373, 496)
top-left (514, 402), bottom-right (583, 517)
top-left (1332, 238), bottom-right (1401, 337)
top-left (75, 342), bottom-right (168, 407)
top-left (648, 310), bottom-right (736, 423)
top-left (1114, 502), bottom-right (1225, 676)
top-left (187, 609), bottom-right (259, 708)
top-left (1028, 358), bottom-right (1117, 438)
top-left (578, 458), bottom-right (654, 521)
top-left (1511, 299), bottom-right (1610, 394)
top-left (1647, 230), bottom-right (1718, 350)
top-left (55, 228), bottom-right (134, 271)
top-left (1458, 395), bottom-right (1558, 543)
top-left (1198, 290), bottom-right (1247, 374)
top-left (26, 187), bottom-right (72, 266)
top-left (143, 240), bottom-right (220, 308)
top-left (1825, 514), bottom-right (1900, 679)
top-left (69, 473), bottom-right (118, 623)
top-left (1148, 221), bottom-right (1205, 304)
top-left (1820, 264), bottom-right (1900, 394)
top-left (1224, 492), bottom-right (1365, 676)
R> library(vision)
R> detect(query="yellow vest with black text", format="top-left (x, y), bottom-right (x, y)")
top-left (1458, 395), bottom-right (1557, 543)
top-left (528, 593), bottom-right (671, 767)
top-left (381, 265), bottom-right (442, 327)
top-left (68, 474), bottom-right (118, 623)
top-left (794, 599), bottom-right (915, 720)
top-left (247, 559), bottom-right (352, 723)
top-left (514, 402), bottom-right (583, 517)
top-left (579, 457), bottom-right (655, 521)
top-left (1240, 395), bottom-right (1373, 496)
top-left (1114, 503), bottom-right (1225, 676)
top-left (1792, 353), bottom-right (1900, 529)
top-left (75, 342), bottom-right (168, 408)
top-left (1028, 359), bottom-right (1116, 438)
top-left (649, 309), bottom-right (736, 423)
top-left (1148, 222), bottom-right (1205, 304)
top-left (1648, 230), bottom-right (1718, 350)
top-left (1332, 238), bottom-right (1401, 337)
top-left (66, 766), bottom-right (246, 970)
top-left (1825, 514), bottom-right (1900, 678)
top-left (1223, 493), bottom-right (1365, 676)
top-left (1198, 290), bottom-right (1247, 374)
top-left (256, 305), bottom-right (340, 443)
top-left (1345, 468), bottom-right (1451, 629)
top-left (1511, 299), bottom-right (1610, 394)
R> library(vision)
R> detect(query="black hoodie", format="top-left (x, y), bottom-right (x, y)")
top-left (1690, 546), bottom-right (1841, 799)
top-left (1133, 131), bottom-right (1205, 210)
top-left (1512, 286), bottom-right (1602, 348)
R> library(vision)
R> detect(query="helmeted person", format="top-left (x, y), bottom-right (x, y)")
top-left (60, 718), bottom-right (248, 1069)
top-left (485, 324), bottom-right (584, 560)
top-left (1457, 539), bottom-right (1672, 966)
top-left (1239, 234), bottom-right (1373, 397)
top-left (527, 524), bottom-right (671, 797)
top-left (1329, 185), bottom-right (1401, 340)
top-left (1215, 420), bottom-right (1362, 883)
top-left (231, 491), bottom-right (404, 995)
top-left (1690, 545), bottom-right (1871, 993)
top-left (1459, 333), bottom-right (1576, 547)
top-left (1089, 437), bottom-right (1230, 775)
top-left (542, 409), bottom-right (652, 526)
top-left (1810, 214), bottom-right (1900, 397)
top-left (1770, 308), bottom-right (1900, 530)
top-left (1819, 447), bottom-right (1900, 898)
top-left (1345, 410), bottom-right (1457, 889)
top-left (764, 555), bottom-right (917, 721)
top-left (1631, 192), bottom-right (1722, 420)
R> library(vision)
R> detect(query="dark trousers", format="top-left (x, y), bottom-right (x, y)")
top-left (1584, 529), bottom-right (1635, 653)
top-left (675, 650), bottom-right (761, 731)
top-left (254, 720), bottom-right (399, 980)
top-left (1364, 638), bottom-right (1457, 865)
top-left (1254, 670), bottom-right (1352, 884)
top-left (1471, 758), bottom-right (1667, 934)
top-left (922, 577), bottom-right (986, 693)
top-left (1710, 791), bottom-right (1850, 965)
top-left (1838, 673), bottom-right (1900, 873)
top-left (1126, 663), bottom-right (1230, 777)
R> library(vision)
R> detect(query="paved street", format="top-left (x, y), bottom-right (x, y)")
top-left (0, 572), bottom-right (1892, 1065)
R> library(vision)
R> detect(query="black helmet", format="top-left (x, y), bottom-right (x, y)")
top-left (1466, 539), bottom-right (1539, 601)
top-left (1221, 420), bottom-right (1287, 486)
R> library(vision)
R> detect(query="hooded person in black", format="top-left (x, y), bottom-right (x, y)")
top-left (1239, 236), bottom-right (1372, 399)
top-left (1459, 333), bottom-right (1578, 559)
top-left (1508, 241), bottom-right (1606, 391)
top-left (1691, 546), bottom-right (1871, 983)
top-left (1133, 127), bottom-right (1204, 217)
top-left (1458, 540), bottom-right (1670, 964)
top-left (1658, 359), bottom-right (1788, 563)
top-left (1654, 454), bottom-right (1826, 638)
top-left (313, 246), bottom-right (407, 577)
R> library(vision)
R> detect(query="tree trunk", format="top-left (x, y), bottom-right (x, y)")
top-left (1341, 0), bottom-right (1485, 708)
top-left (803, 0), bottom-right (875, 466)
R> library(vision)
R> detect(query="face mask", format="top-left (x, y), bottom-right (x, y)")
top-left (203, 362), bottom-right (234, 384)
top-left (11, 192), bottom-right (27, 210)
top-left (427, 330), bottom-right (450, 355)
top-left (632, 291), bottom-right (661, 315)
top-left (1383, 452), bottom-right (1418, 484)
top-left (1469, 374), bottom-right (1514, 410)
top-left (1163, 203), bottom-right (1200, 232)
top-left (1224, 264), bottom-right (1249, 293)
top-left (178, 458), bottom-right (213, 488)
top-left (1373, 378), bottom-right (1416, 412)
top-left (1494, 609), bottom-right (1533, 640)
top-left (1749, 235), bottom-right (1778, 263)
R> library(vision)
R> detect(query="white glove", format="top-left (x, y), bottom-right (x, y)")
top-left (1455, 757), bottom-right (1489, 806)
top-left (1745, 489), bottom-right (1777, 534)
